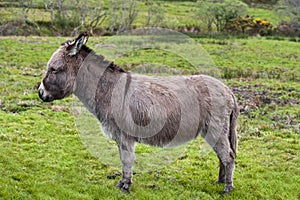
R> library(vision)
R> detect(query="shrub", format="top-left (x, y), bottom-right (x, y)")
top-left (250, 17), bottom-right (273, 36)
top-left (275, 20), bottom-right (300, 37)
top-left (224, 16), bottom-right (254, 34)
top-left (225, 16), bottom-right (273, 35)
top-left (196, 0), bottom-right (249, 32)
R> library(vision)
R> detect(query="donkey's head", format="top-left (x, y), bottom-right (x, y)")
top-left (38, 33), bottom-right (89, 102)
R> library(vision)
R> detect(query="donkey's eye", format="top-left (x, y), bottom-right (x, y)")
top-left (49, 68), bottom-right (58, 74)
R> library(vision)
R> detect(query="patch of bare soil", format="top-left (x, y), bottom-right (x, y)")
top-left (231, 84), bottom-right (299, 112)
top-left (231, 84), bottom-right (300, 132)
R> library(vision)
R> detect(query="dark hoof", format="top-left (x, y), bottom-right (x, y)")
top-left (115, 179), bottom-right (132, 193)
top-left (222, 186), bottom-right (234, 195)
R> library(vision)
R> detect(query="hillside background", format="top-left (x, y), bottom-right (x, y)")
top-left (0, 0), bottom-right (299, 37)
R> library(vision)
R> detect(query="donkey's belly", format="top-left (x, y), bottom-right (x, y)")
top-left (137, 129), bottom-right (199, 148)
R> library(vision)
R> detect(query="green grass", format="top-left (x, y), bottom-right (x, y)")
top-left (0, 35), bottom-right (299, 199)
top-left (198, 37), bottom-right (300, 80)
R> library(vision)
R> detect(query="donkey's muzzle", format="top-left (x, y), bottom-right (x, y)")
top-left (38, 82), bottom-right (54, 102)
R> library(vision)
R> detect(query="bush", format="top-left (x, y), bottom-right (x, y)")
top-left (196, 0), bottom-right (249, 32)
top-left (276, 20), bottom-right (300, 37)
top-left (224, 16), bottom-right (254, 34)
top-left (225, 16), bottom-right (273, 36)
top-left (0, 20), bottom-right (41, 36)
top-left (250, 17), bottom-right (273, 36)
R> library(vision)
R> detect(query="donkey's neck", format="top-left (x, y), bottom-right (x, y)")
top-left (73, 48), bottom-right (126, 117)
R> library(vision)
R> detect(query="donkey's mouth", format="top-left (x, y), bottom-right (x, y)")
top-left (38, 83), bottom-right (55, 102)
top-left (38, 89), bottom-right (54, 102)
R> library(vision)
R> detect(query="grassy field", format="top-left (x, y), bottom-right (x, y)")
top-left (0, 35), bottom-right (299, 199)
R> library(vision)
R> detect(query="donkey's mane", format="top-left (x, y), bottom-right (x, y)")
top-left (82, 45), bottom-right (126, 73)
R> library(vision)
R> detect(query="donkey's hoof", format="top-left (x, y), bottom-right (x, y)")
top-left (222, 186), bottom-right (234, 194)
top-left (116, 179), bottom-right (132, 193)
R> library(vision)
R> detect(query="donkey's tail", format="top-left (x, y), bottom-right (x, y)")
top-left (229, 95), bottom-right (239, 158)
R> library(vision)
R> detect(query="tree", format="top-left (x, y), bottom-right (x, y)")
top-left (144, 0), bottom-right (165, 27)
top-left (108, 0), bottom-right (139, 33)
top-left (196, 0), bottom-right (249, 32)
top-left (43, 0), bottom-right (106, 36)
top-left (71, 0), bottom-right (106, 36)
top-left (17, 0), bottom-right (34, 22)
top-left (196, 1), bottom-right (217, 32)
top-left (43, 0), bottom-right (75, 32)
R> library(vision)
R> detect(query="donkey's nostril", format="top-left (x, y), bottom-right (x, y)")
top-left (44, 95), bottom-right (54, 102)
top-left (38, 88), bottom-right (54, 102)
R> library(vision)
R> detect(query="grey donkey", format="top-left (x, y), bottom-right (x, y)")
top-left (38, 33), bottom-right (239, 194)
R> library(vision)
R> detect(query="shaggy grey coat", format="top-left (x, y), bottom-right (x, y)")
top-left (38, 33), bottom-right (239, 194)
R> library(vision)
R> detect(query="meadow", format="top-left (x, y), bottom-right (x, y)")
top-left (0, 35), bottom-right (299, 199)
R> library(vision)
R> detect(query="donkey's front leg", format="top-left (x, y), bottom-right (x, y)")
top-left (115, 134), bottom-right (136, 193)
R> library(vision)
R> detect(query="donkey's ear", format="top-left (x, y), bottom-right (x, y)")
top-left (67, 33), bottom-right (89, 56)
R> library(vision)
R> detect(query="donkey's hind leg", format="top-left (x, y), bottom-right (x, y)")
top-left (223, 155), bottom-right (235, 194)
top-left (215, 160), bottom-right (225, 184)
top-left (213, 137), bottom-right (235, 194)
